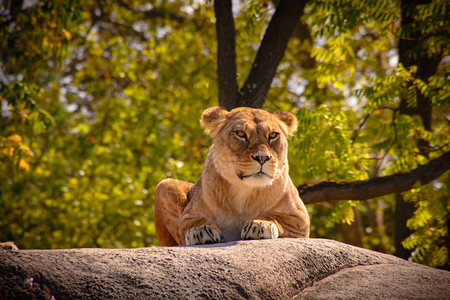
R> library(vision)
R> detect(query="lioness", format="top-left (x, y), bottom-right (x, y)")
top-left (155, 106), bottom-right (309, 246)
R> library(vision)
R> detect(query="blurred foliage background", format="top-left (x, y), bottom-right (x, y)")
top-left (1, 0), bottom-right (449, 268)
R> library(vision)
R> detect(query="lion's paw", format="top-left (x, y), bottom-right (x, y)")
top-left (241, 220), bottom-right (279, 240)
top-left (185, 225), bottom-right (223, 246)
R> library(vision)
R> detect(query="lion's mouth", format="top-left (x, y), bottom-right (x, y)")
top-left (237, 171), bottom-right (272, 180)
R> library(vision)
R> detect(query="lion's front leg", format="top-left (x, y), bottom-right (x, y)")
top-left (241, 220), bottom-right (279, 240)
top-left (251, 209), bottom-right (310, 239)
top-left (179, 206), bottom-right (224, 246)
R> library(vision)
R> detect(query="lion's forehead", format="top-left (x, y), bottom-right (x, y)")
top-left (229, 108), bottom-right (275, 121)
top-left (246, 122), bottom-right (274, 136)
top-left (228, 111), bottom-right (278, 133)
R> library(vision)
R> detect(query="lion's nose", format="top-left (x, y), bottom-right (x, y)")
top-left (252, 154), bottom-right (271, 165)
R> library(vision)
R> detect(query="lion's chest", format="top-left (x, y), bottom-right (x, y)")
top-left (215, 214), bottom-right (248, 242)
top-left (213, 188), bottom-right (266, 242)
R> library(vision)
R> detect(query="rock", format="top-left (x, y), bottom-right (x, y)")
top-left (0, 238), bottom-right (449, 299)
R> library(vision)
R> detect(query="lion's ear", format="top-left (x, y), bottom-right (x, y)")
top-left (273, 112), bottom-right (298, 136)
top-left (200, 106), bottom-right (229, 136)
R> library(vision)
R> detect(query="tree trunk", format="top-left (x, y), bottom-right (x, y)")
top-left (214, 0), bottom-right (238, 110)
top-left (397, 0), bottom-right (442, 132)
top-left (394, 194), bottom-right (416, 259)
top-left (236, 0), bottom-right (307, 108)
top-left (214, 0), bottom-right (308, 110)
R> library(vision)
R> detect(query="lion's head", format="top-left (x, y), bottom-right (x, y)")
top-left (201, 107), bottom-right (297, 188)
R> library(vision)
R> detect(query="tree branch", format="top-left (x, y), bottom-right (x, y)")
top-left (298, 151), bottom-right (450, 204)
top-left (214, 0), bottom-right (238, 111)
top-left (237, 0), bottom-right (308, 109)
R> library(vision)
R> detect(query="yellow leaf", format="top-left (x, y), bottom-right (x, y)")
top-left (62, 29), bottom-right (71, 40)
top-left (19, 145), bottom-right (34, 157)
top-left (43, 37), bottom-right (49, 47)
top-left (2, 147), bottom-right (14, 157)
top-left (19, 159), bottom-right (30, 171)
top-left (7, 134), bottom-right (22, 144)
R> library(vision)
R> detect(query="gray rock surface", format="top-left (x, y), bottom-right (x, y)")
top-left (0, 238), bottom-right (449, 299)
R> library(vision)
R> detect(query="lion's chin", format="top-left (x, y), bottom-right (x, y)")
top-left (239, 172), bottom-right (274, 187)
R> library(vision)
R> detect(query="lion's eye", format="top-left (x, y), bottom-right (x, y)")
top-left (235, 130), bottom-right (247, 139)
top-left (269, 132), bottom-right (279, 140)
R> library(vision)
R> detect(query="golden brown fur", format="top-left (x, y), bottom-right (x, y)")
top-left (155, 107), bottom-right (310, 246)
top-left (0, 241), bottom-right (19, 250)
